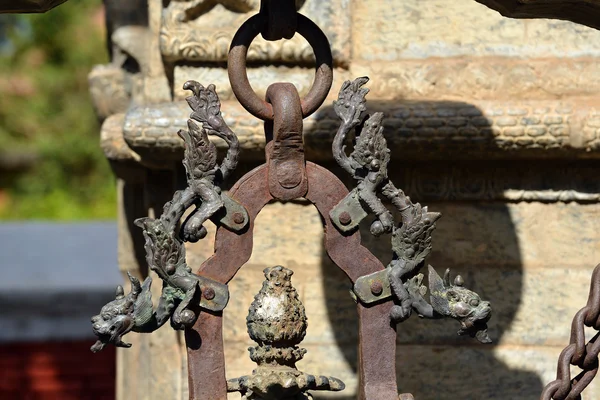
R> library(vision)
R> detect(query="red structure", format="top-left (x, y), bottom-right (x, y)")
top-left (0, 342), bottom-right (115, 400)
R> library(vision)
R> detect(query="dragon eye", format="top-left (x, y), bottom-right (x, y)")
top-left (447, 291), bottom-right (458, 301)
top-left (470, 299), bottom-right (480, 307)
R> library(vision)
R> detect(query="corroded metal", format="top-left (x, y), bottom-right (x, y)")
top-left (264, 83), bottom-right (308, 200)
top-left (332, 77), bottom-right (492, 344)
top-left (227, 266), bottom-right (345, 399)
top-left (90, 81), bottom-right (244, 352)
top-left (180, 80), bottom-right (245, 242)
top-left (186, 161), bottom-right (398, 400)
top-left (541, 263), bottom-right (600, 400)
top-left (228, 11), bottom-right (333, 121)
top-left (92, 4), bottom-right (499, 400)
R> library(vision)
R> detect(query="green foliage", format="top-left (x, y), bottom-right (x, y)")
top-left (0, 1), bottom-right (116, 220)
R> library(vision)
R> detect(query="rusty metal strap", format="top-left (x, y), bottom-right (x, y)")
top-left (187, 163), bottom-right (399, 400)
top-left (264, 82), bottom-right (308, 201)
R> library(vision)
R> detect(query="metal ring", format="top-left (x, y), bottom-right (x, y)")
top-left (228, 13), bottom-right (333, 121)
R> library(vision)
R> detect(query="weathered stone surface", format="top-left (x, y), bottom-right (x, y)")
top-left (385, 162), bottom-right (600, 203)
top-left (351, 58), bottom-right (600, 101)
top-left (103, 0), bottom-right (600, 398)
top-left (88, 65), bottom-right (132, 121)
top-left (160, 0), bottom-right (350, 65)
top-left (173, 57), bottom-right (600, 103)
top-left (115, 99), bottom-right (600, 163)
top-left (174, 65), bottom-right (351, 102)
top-left (100, 114), bottom-right (140, 163)
top-left (361, 202), bottom-right (600, 270)
top-left (394, 345), bottom-right (597, 400)
top-left (182, 200), bottom-right (600, 398)
top-left (353, 0), bottom-right (600, 60)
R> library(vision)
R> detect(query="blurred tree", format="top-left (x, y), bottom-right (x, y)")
top-left (0, 0), bottom-right (116, 220)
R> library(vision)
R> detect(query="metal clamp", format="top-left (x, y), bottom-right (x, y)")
top-left (353, 269), bottom-right (393, 304)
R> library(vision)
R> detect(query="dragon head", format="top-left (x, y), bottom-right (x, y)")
top-left (428, 266), bottom-right (492, 344)
top-left (90, 273), bottom-right (142, 352)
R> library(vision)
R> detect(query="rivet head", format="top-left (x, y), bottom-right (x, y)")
top-left (370, 281), bottom-right (383, 296)
top-left (203, 287), bottom-right (216, 300)
top-left (339, 211), bottom-right (352, 226)
top-left (233, 212), bottom-right (245, 224)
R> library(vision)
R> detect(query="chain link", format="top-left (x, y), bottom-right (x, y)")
top-left (541, 264), bottom-right (600, 400)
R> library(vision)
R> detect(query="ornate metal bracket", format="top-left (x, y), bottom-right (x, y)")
top-left (91, 2), bottom-right (493, 398)
top-left (91, 81), bottom-right (244, 352)
top-left (332, 77), bottom-right (491, 343)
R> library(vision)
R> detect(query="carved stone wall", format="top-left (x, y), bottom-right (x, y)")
top-left (90, 0), bottom-right (600, 399)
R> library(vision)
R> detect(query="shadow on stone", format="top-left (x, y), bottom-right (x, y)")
top-left (310, 100), bottom-right (544, 400)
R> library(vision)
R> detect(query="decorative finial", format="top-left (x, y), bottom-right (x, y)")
top-left (227, 266), bottom-right (345, 399)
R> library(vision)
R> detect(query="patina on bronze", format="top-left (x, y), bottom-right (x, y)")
top-left (227, 265), bottom-right (345, 400)
top-left (331, 77), bottom-right (492, 343)
top-left (91, 1), bottom-right (493, 399)
top-left (90, 79), bottom-right (244, 352)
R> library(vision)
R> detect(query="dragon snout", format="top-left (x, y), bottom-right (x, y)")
top-left (477, 301), bottom-right (492, 321)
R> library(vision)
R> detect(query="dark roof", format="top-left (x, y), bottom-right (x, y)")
top-left (0, 222), bottom-right (123, 342)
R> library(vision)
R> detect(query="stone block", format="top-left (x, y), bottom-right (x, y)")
top-left (526, 126), bottom-right (547, 136)
top-left (160, 0), bottom-right (351, 65)
top-left (353, 0), bottom-right (600, 61)
top-left (174, 66), bottom-right (351, 102)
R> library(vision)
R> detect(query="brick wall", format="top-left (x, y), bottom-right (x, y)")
top-left (0, 342), bottom-right (115, 400)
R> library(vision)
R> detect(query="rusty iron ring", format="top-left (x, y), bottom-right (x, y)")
top-left (228, 13), bottom-right (333, 121)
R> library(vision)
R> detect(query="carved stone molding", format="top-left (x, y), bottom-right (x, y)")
top-left (159, 0), bottom-right (350, 65)
top-left (113, 99), bottom-right (600, 163)
top-left (350, 58), bottom-right (600, 101)
top-left (101, 114), bottom-right (141, 163)
top-left (391, 162), bottom-right (600, 203)
top-left (89, 66), bottom-right (136, 121)
top-left (173, 57), bottom-right (600, 104)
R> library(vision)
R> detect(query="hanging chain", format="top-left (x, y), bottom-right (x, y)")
top-left (541, 264), bottom-right (600, 400)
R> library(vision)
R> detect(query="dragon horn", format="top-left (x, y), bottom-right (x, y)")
top-left (134, 217), bottom-right (151, 229)
top-left (428, 265), bottom-right (445, 293)
top-left (444, 268), bottom-right (452, 287)
top-left (182, 80), bottom-right (203, 96)
top-left (127, 272), bottom-right (142, 295)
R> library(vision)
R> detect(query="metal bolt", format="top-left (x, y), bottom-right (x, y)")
top-left (204, 287), bottom-right (216, 300)
top-left (339, 211), bottom-right (352, 226)
top-left (233, 212), bottom-right (245, 224)
top-left (370, 281), bottom-right (383, 296)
